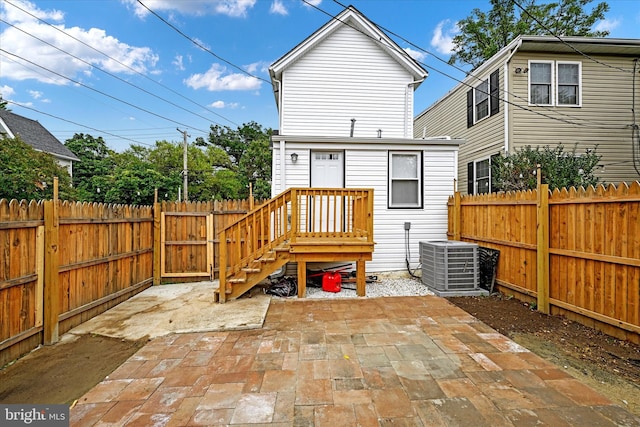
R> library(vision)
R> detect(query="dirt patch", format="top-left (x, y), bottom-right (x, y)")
top-left (448, 293), bottom-right (640, 417)
top-left (0, 334), bottom-right (146, 405)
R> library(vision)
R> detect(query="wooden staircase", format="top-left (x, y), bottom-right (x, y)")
top-left (214, 188), bottom-right (374, 303)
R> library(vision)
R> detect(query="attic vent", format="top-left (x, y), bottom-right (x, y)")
top-left (420, 240), bottom-right (487, 297)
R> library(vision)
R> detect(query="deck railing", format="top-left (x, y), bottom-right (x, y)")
top-left (218, 188), bottom-right (374, 291)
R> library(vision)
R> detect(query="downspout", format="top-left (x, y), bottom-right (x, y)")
top-left (503, 39), bottom-right (522, 153)
top-left (407, 77), bottom-right (426, 138)
top-left (274, 78), bottom-right (286, 193)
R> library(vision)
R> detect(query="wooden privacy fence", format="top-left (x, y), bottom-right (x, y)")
top-left (449, 180), bottom-right (640, 344)
top-left (0, 194), bottom-right (257, 367)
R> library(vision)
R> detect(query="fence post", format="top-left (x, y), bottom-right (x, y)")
top-left (453, 191), bottom-right (461, 241)
top-left (153, 190), bottom-right (161, 285)
top-left (218, 229), bottom-right (227, 303)
top-left (536, 166), bottom-right (550, 314)
top-left (43, 177), bottom-right (60, 345)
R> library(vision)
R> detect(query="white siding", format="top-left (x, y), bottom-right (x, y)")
top-left (281, 25), bottom-right (416, 138)
top-left (273, 140), bottom-right (457, 272)
top-left (345, 146), bottom-right (456, 272)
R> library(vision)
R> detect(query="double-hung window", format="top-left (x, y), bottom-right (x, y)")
top-left (475, 159), bottom-right (490, 194)
top-left (529, 60), bottom-right (581, 106)
top-left (474, 80), bottom-right (489, 121)
top-left (389, 151), bottom-right (422, 208)
top-left (466, 69), bottom-right (500, 128)
top-left (557, 62), bottom-right (580, 106)
top-left (529, 61), bottom-right (552, 105)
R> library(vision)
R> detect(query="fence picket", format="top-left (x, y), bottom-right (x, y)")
top-left (450, 180), bottom-right (640, 344)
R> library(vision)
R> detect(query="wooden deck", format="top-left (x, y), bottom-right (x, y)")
top-left (215, 188), bottom-right (374, 302)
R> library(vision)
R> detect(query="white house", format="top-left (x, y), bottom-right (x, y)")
top-left (268, 6), bottom-right (463, 272)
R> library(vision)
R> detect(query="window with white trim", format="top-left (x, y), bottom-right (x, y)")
top-left (475, 80), bottom-right (489, 121)
top-left (466, 69), bottom-right (500, 128)
top-left (475, 158), bottom-right (490, 194)
top-left (557, 62), bottom-right (580, 106)
top-left (389, 151), bottom-right (422, 208)
top-left (529, 61), bottom-right (552, 105)
top-left (529, 60), bottom-right (581, 106)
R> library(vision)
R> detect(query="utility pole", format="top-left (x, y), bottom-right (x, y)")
top-left (177, 128), bottom-right (190, 201)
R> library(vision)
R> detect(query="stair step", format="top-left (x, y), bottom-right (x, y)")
top-left (242, 268), bottom-right (261, 273)
top-left (228, 277), bottom-right (246, 284)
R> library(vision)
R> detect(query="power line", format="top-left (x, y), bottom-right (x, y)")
top-left (512, 0), bottom-right (634, 73)
top-left (329, 0), bottom-right (616, 129)
top-left (7, 101), bottom-right (155, 147)
top-left (0, 17), bottom-right (229, 129)
top-left (307, 0), bottom-right (616, 130)
top-left (136, 0), bottom-right (271, 85)
top-left (3, 0), bottom-right (240, 127)
top-left (0, 49), bottom-right (210, 134)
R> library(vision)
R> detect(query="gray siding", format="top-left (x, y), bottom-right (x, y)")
top-left (509, 52), bottom-right (640, 185)
top-left (414, 67), bottom-right (505, 194)
top-left (415, 50), bottom-right (640, 191)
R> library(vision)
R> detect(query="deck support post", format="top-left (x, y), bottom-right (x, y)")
top-left (356, 260), bottom-right (366, 297)
top-left (297, 261), bottom-right (307, 298)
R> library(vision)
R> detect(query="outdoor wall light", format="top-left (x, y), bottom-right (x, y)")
top-left (291, 152), bottom-right (298, 163)
top-left (514, 67), bottom-right (529, 74)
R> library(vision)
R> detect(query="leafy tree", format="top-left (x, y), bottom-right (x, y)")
top-left (198, 121), bottom-right (271, 168)
top-left (64, 133), bottom-right (115, 202)
top-left (0, 96), bottom-right (9, 111)
top-left (0, 136), bottom-right (75, 200)
top-left (450, 0), bottom-right (610, 69)
top-left (491, 143), bottom-right (601, 191)
top-left (197, 121), bottom-right (273, 199)
top-left (239, 137), bottom-right (272, 200)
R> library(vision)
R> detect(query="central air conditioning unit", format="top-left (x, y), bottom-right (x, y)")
top-left (420, 240), bottom-right (488, 297)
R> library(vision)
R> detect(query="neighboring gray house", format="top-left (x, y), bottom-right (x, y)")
top-left (269, 5), bottom-right (463, 272)
top-left (0, 109), bottom-right (79, 176)
top-left (414, 36), bottom-right (640, 195)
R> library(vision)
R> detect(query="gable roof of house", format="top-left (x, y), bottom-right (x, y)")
top-left (0, 109), bottom-right (79, 161)
top-left (416, 35), bottom-right (640, 120)
top-left (269, 5), bottom-right (427, 107)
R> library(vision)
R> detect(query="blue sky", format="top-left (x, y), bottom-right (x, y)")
top-left (1, 0), bottom-right (639, 152)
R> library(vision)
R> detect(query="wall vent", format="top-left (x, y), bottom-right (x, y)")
top-left (420, 240), bottom-right (487, 296)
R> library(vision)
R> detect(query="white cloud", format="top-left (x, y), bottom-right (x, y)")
top-left (245, 61), bottom-right (269, 74)
top-left (404, 47), bottom-right (426, 63)
top-left (594, 18), bottom-right (620, 33)
top-left (122, 0), bottom-right (257, 19)
top-left (185, 63), bottom-right (262, 91)
top-left (431, 19), bottom-right (458, 55)
top-left (302, 0), bottom-right (322, 7)
top-left (0, 85), bottom-right (16, 99)
top-left (28, 90), bottom-right (43, 99)
top-left (173, 55), bottom-right (185, 71)
top-left (0, 1), bottom-right (159, 84)
top-left (192, 37), bottom-right (211, 51)
top-left (270, 0), bottom-right (288, 15)
top-left (210, 100), bottom-right (239, 109)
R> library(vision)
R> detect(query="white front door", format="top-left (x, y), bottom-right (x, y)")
top-left (311, 151), bottom-right (344, 188)
top-left (310, 151), bottom-right (344, 232)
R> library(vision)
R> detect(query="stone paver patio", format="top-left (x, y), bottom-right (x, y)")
top-left (70, 296), bottom-right (639, 426)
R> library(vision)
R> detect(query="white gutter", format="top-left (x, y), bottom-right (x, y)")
top-left (503, 39), bottom-right (522, 153)
top-left (272, 78), bottom-right (286, 193)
